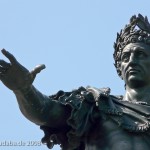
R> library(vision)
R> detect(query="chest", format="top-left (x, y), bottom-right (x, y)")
top-left (85, 118), bottom-right (150, 150)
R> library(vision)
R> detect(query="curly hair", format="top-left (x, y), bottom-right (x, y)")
top-left (113, 14), bottom-right (150, 78)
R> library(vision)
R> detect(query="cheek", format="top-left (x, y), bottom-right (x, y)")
top-left (141, 59), bottom-right (150, 68)
top-left (120, 63), bottom-right (125, 75)
top-left (144, 62), bottom-right (150, 74)
top-left (120, 62), bottom-right (129, 80)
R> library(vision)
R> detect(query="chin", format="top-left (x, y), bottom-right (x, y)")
top-left (127, 78), bottom-right (145, 88)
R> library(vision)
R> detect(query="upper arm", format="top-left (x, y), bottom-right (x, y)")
top-left (43, 99), bottom-right (71, 127)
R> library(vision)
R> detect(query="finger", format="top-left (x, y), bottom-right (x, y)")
top-left (0, 59), bottom-right (10, 68)
top-left (1, 49), bottom-right (17, 64)
top-left (0, 66), bottom-right (6, 72)
top-left (30, 64), bottom-right (46, 75)
top-left (0, 73), bottom-right (4, 80)
top-left (30, 64), bottom-right (46, 81)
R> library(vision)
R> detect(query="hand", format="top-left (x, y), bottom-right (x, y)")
top-left (0, 49), bottom-right (45, 91)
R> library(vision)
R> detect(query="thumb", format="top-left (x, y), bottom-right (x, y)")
top-left (30, 64), bottom-right (46, 82)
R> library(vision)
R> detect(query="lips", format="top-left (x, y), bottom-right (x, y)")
top-left (124, 65), bottom-right (143, 77)
top-left (128, 68), bottom-right (140, 74)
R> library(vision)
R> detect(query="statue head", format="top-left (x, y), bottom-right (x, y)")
top-left (114, 14), bottom-right (150, 79)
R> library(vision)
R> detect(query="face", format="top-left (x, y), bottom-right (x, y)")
top-left (120, 43), bottom-right (150, 88)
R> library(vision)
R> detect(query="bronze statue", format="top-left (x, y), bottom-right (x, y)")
top-left (1, 14), bottom-right (150, 150)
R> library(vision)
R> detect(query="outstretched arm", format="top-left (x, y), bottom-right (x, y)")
top-left (0, 49), bottom-right (70, 127)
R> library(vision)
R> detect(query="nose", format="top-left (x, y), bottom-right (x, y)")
top-left (129, 53), bottom-right (137, 64)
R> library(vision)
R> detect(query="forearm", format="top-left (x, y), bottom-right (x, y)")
top-left (0, 50), bottom-right (70, 128)
top-left (13, 85), bottom-right (70, 127)
top-left (13, 85), bottom-right (48, 125)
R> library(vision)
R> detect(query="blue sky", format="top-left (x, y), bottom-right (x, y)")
top-left (0, 0), bottom-right (150, 150)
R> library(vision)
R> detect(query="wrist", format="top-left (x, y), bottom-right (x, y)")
top-left (13, 85), bottom-right (33, 95)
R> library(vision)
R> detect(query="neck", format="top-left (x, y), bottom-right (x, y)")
top-left (124, 85), bottom-right (150, 103)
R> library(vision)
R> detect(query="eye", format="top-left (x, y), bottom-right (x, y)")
top-left (121, 53), bottom-right (130, 62)
top-left (136, 51), bottom-right (147, 58)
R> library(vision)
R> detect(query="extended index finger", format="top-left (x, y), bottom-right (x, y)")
top-left (1, 49), bottom-right (17, 64)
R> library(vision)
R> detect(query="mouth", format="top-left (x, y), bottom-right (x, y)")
top-left (127, 68), bottom-right (141, 76)
top-left (128, 69), bottom-right (140, 73)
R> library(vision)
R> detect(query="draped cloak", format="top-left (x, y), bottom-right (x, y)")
top-left (40, 86), bottom-right (150, 150)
